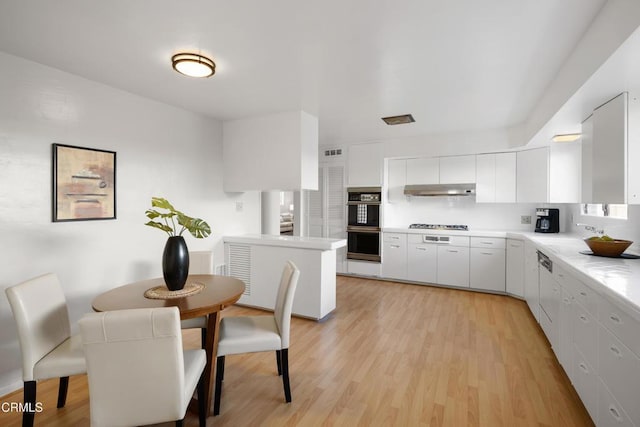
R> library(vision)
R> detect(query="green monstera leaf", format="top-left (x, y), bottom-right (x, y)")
top-left (144, 197), bottom-right (211, 238)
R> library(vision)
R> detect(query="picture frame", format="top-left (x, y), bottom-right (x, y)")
top-left (52, 143), bottom-right (117, 222)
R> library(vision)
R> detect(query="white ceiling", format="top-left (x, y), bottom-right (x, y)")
top-left (0, 0), bottom-right (607, 145)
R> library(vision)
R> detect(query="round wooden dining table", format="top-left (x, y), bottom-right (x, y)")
top-left (92, 274), bottom-right (245, 416)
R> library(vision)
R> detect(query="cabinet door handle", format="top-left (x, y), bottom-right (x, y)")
top-left (579, 362), bottom-right (589, 374)
top-left (447, 250), bottom-right (458, 253)
top-left (480, 241), bottom-right (493, 245)
top-left (417, 247), bottom-right (427, 251)
top-left (609, 344), bottom-right (623, 358)
top-left (480, 252), bottom-right (492, 255)
top-left (580, 291), bottom-right (587, 297)
top-left (390, 236), bottom-right (400, 240)
top-left (563, 298), bottom-right (570, 305)
top-left (609, 314), bottom-right (622, 324)
top-left (579, 314), bottom-right (588, 323)
top-left (609, 405), bottom-right (623, 422)
top-left (390, 245), bottom-right (400, 249)
top-left (558, 273), bottom-right (564, 278)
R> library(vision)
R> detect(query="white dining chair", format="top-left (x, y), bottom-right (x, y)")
top-left (5, 273), bottom-right (87, 427)
top-left (79, 306), bottom-right (207, 427)
top-left (213, 260), bottom-right (300, 415)
top-left (180, 251), bottom-right (213, 347)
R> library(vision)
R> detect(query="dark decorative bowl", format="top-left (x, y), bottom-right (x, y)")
top-left (584, 238), bottom-right (633, 257)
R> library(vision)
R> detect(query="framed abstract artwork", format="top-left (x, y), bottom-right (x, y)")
top-left (52, 143), bottom-right (116, 222)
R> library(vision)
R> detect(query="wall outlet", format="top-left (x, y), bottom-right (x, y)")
top-left (521, 215), bottom-right (531, 225)
top-left (235, 201), bottom-right (243, 212)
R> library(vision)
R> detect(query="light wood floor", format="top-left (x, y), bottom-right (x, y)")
top-left (0, 276), bottom-right (593, 426)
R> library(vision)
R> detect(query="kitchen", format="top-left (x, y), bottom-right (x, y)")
top-left (2, 1), bottom-right (640, 426)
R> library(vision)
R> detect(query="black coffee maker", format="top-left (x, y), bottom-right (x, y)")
top-left (535, 208), bottom-right (560, 233)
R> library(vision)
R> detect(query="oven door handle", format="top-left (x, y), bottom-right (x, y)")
top-left (347, 226), bottom-right (381, 233)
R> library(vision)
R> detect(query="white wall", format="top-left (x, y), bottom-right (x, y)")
top-left (0, 52), bottom-right (261, 395)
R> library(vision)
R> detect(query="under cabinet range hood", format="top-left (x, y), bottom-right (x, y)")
top-left (403, 183), bottom-right (476, 197)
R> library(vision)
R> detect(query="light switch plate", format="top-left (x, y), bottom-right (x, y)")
top-left (521, 215), bottom-right (531, 225)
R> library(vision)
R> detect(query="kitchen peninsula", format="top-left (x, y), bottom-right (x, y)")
top-left (223, 234), bottom-right (346, 320)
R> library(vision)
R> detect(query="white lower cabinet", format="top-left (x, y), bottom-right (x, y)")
top-left (506, 239), bottom-right (524, 297)
top-left (539, 266), bottom-right (560, 352)
top-left (523, 242), bottom-right (540, 322)
top-left (558, 287), bottom-right (574, 378)
top-left (469, 247), bottom-right (505, 292)
top-left (381, 233), bottom-right (407, 280)
top-left (407, 237), bottom-right (437, 284)
top-left (597, 322), bottom-right (640, 426)
top-left (572, 345), bottom-right (598, 422)
top-left (437, 245), bottom-right (470, 287)
top-left (598, 378), bottom-right (635, 427)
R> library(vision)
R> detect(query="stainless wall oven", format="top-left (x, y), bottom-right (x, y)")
top-left (346, 187), bottom-right (381, 262)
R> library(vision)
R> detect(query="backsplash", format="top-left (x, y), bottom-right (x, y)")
top-left (384, 196), bottom-right (551, 231)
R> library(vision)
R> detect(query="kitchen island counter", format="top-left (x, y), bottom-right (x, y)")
top-left (223, 234), bottom-right (345, 320)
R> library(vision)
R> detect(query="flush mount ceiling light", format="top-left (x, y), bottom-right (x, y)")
top-left (382, 114), bottom-right (415, 125)
top-left (552, 133), bottom-right (581, 142)
top-left (171, 53), bottom-right (216, 78)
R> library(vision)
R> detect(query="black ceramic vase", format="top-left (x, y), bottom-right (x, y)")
top-left (162, 236), bottom-right (190, 291)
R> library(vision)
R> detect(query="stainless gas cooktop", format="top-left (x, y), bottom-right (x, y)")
top-left (408, 224), bottom-right (469, 231)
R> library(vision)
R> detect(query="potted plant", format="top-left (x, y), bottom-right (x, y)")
top-left (145, 197), bottom-right (211, 291)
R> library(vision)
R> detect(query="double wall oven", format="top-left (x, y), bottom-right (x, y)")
top-left (347, 187), bottom-right (381, 262)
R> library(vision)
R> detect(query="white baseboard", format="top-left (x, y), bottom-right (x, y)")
top-left (0, 380), bottom-right (22, 398)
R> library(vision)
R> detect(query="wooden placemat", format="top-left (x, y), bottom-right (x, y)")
top-left (144, 282), bottom-right (205, 299)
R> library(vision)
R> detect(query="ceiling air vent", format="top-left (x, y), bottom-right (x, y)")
top-left (382, 114), bottom-right (415, 125)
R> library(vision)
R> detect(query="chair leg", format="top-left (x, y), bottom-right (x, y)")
top-left (57, 376), bottom-right (69, 408)
top-left (281, 348), bottom-right (292, 403)
top-left (276, 350), bottom-right (282, 376)
top-left (197, 370), bottom-right (206, 427)
top-left (200, 328), bottom-right (207, 350)
top-left (175, 420), bottom-right (183, 427)
top-left (23, 380), bottom-right (36, 427)
top-left (213, 355), bottom-right (225, 416)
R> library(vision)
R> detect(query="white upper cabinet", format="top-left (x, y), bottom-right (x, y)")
top-left (581, 92), bottom-right (640, 204)
top-left (592, 93), bottom-right (627, 203)
top-left (550, 143), bottom-right (581, 203)
top-left (517, 147), bottom-right (549, 203)
top-left (387, 159), bottom-right (406, 203)
top-left (406, 157), bottom-right (439, 184)
top-left (439, 155), bottom-right (476, 184)
top-left (405, 155), bottom-right (475, 185)
top-left (495, 152), bottom-right (517, 202)
top-left (476, 152), bottom-right (516, 203)
top-left (347, 142), bottom-right (383, 187)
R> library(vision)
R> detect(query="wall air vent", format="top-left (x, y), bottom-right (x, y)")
top-left (323, 148), bottom-right (343, 157)
top-left (382, 114), bottom-right (415, 125)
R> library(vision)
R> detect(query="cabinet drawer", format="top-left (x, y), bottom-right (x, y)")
top-left (598, 378), bottom-right (635, 427)
top-left (470, 237), bottom-right (505, 249)
top-left (598, 322), bottom-right (640, 427)
top-left (572, 345), bottom-right (598, 422)
top-left (383, 233), bottom-right (407, 244)
top-left (573, 303), bottom-right (597, 369)
top-left (599, 296), bottom-right (640, 358)
top-left (561, 274), bottom-right (598, 316)
top-left (553, 264), bottom-right (572, 288)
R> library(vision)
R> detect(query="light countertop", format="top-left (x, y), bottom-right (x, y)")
top-left (223, 234), bottom-right (347, 251)
top-left (383, 227), bottom-right (640, 319)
